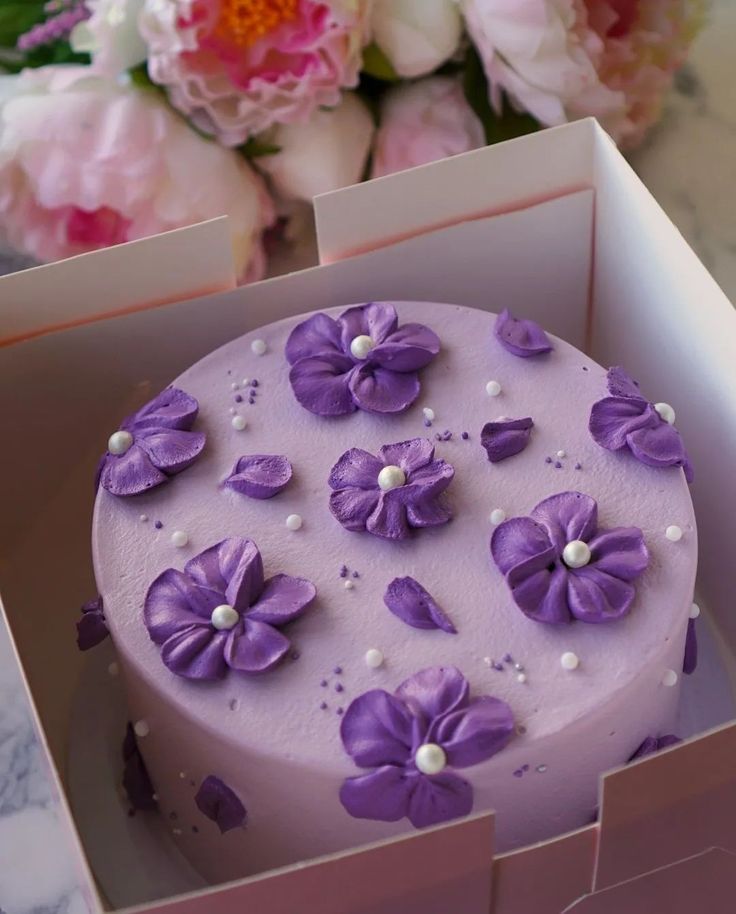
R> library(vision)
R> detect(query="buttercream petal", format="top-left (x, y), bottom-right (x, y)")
top-left (329, 487), bottom-right (381, 531)
top-left (407, 771), bottom-right (473, 828)
top-left (99, 445), bottom-right (167, 496)
top-left (136, 428), bottom-right (206, 472)
top-left (337, 302), bottom-right (398, 350)
top-left (379, 437), bottom-right (434, 473)
top-left (405, 496), bottom-right (452, 528)
top-left (433, 697), bottom-right (515, 768)
top-left (247, 574), bottom-right (316, 624)
top-left (406, 458), bottom-right (455, 494)
top-left (289, 353), bottom-right (356, 416)
top-left (195, 776), bottom-right (247, 833)
top-left (607, 366), bottom-right (646, 399)
top-left (349, 364), bottom-right (420, 414)
top-left (627, 421), bottom-right (693, 478)
top-left (396, 666), bottom-right (469, 723)
top-left (183, 538), bottom-right (264, 611)
top-left (328, 448), bottom-right (383, 489)
top-left (587, 527), bottom-right (649, 580)
top-left (125, 387), bottom-right (198, 430)
top-left (340, 690), bottom-right (414, 767)
top-left (285, 312), bottom-right (342, 364)
top-left (508, 563), bottom-right (571, 624)
top-left (160, 624), bottom-right (229, 680)
top-left (366, 489), bottom-right (411, 540)
top-left (567, 566), bottom-right (635, 622)
top-left (224, 454), bottom-right (293, 499)
top-left (368, 323), bottom-right (440, 372)
top-left (531, 491), bottom-right (598, 552)
top-left (480, 417), bottom-right (533, 463)
top-left (494, 309), bottom-right (552, 358)
top-left (384, 577), bottom-right (456, 633)
top-left (339, 766), bottom-right (412, 822)
top-left (76, 611), bottom-right (109, 650)
top-left (145, 568), bottom-right (221, 642)
top-left (223, 618), bottom-right (290, 673)
top-left (589, 396), bottom-right (653, 450)
top-left (683, 619), bottom-right (698, 674)
top-left (491, 517), bottom-right (554, 576)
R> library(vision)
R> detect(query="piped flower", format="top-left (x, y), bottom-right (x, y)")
top-left (328, 437), bottom-right (454, 540)
top-left (480, 417), bottom-right (534, 463)
top-left (224, 454), bottom-right (292, 499)
top-left (195, 776), bottom-right (247, 833)
top-left (589, 367), bottom-right (693, 482)
top-left (384, 577), bottom-right (457, 633)
top-left (144, 537), bottom-right (316, 681)
top-left (96, 387), bottom-right (206, 497)
top-left (339, 666), bottom-right (514, 828)
top-left (490, 491), bottom-right (648, 624)
top-left (76, 595), bottom-right (109, 650)
top-left (286, 302), bottom-right (440, 416)
top-left (629, 734), bottom-right (682, 762)
top-left (494, 309), bottom-right (552, 358)
top-left (122, 723), bottom-right (157, 812)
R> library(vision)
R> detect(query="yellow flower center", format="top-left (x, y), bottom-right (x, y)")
top-left (217, 0), bottom-right (299, 47)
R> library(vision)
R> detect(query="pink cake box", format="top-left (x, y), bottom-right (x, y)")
top-left (1, 118), bottom-right (736, 914)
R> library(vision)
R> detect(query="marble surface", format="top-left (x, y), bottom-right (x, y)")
top-left (0, 4), bottom-right (734, 911)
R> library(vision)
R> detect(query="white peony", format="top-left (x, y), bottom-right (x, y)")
top-left (371, 0), bottom-right (463, 78)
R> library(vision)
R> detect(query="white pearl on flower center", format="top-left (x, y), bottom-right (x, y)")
top-left (377, 465), bottom-right (406, 491)
top-left (108, 430), bottom-right (134, 455)
top-left (415, 743), bottom-right (447, 775)
top-left (211, 604), bottom-right (239, 630)
top-left (654, 402), bottom-right (676, 425)
top-left (350, 334), bottom-right (375, 360)
top-left (562, 540), bottom-right (591, 569)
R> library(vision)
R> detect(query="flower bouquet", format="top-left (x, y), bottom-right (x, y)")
top-left (0, 0), bottom-right (705, 282)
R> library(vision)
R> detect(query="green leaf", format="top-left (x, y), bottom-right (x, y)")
top-left (463, 44), bottom-right (539, 146)
top-left (361, 43), bottom-right (399, 83)
top-left (238, 136), bottom-right (281, 159)
top-left (0, 2), bottom-right (46, 48)
top-left (128, 61), bottom-right (158, 91)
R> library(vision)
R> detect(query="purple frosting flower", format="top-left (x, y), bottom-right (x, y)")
top-left (480, 417), bottom-right (534, 463)
top-left (224, 454), bottom-right (292, 499)
top-left (76, 596), bottom-right (109, 651)
top-left (683, 618), bottom-right (698, 675)
top-left (494, 309), bottom-right (553, 358)
top-left (285, 302), bottom-right (440, 416)
top-left (328, 438), bottom-right (454, 540)
top-left (629, 734), bottom-right (682, 762)
top-left (339, 666), bottom-right (514, 828)
top-left (490, 491), bottom-right (649, 624)
top-left (384, 577), bottom-right (457, 633)
top-left (122, 723), bottom-right (157, 812)
top-left (96, 387), bottom-right (206, 497)
top-left (195, 776), bottom-right (247, 833)
top-left (144, 537), bottom-right (316, 680)
top-left (589, 367), bottom-right (693, 483)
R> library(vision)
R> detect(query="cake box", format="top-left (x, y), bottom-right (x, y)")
top-left (1, 118), bottom-right (736, 914)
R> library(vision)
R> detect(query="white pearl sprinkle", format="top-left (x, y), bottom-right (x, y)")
top-left (179, 772), bottom-right (186, 779)
top-left (490, 508), bottom-right (506, 525)
top-left (228, 407), bottom-right (237, 415)
top-left (562, 540), bottom-right (591, 569)
top-left (556, 450), bottom-right (567, 459)
top-left (231, 381), bottom-right (240, 391)
top-left (286, 514), bottom-right (303, 531)
top-left (654, 402), bottom-right (676, 425)
top-left (662, 669), bottom-right (678, 687)
top-left (560, 651), bottom-right (579, 671)
top-left (517, 673), bottom-right (527, 684)
top-left (422, 407), bottom-right (435, 421)
top-left (349, 334), bottom-right (375, 360)
top-left (242, 378), bottom-right (250, 387)
top-left (485, 380), bottom-right (502, 397)
top-left (139, 514), bottom-right (149, 523)
top-left (152, 793), bottom-right (159, 802)
top-left (690, 602), bottom-right (701, 619)
top-left (251, 339), bottom-right (267, 356)
top-left (211, 604), bottom-right (239, 630)
top-left (483, 656), bottom-right (492, 666)
top-left (231, 415), bottom-right (247, 431)
top-left (344, 579), bottom-right (354, 590)
top-left (377, 465), bottom-right (406, 491)
top-left (365, 648), bottom-right (384, 669)
top-left (171, 530), bottom-right (188, 548)
top-left (133, 720), bottom-right (150, 738)
top-left (415, 743), bottom-right (447, 775)
top-left (108, 662), bottom-right (119, 677)
top-left (173, 828), bottom-right (183, 836)
top-left (108, 430), bottom-right (134, 455)
top-left (665, 525), bottom-right (683, 542)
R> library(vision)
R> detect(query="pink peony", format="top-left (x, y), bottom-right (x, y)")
top-left (461, 0), bottom-right (706, 148)
top-left (371, 77), bottom-right (485, 179)
top-left (0, 67), bottom-right (273, 279)
top-left (140, 0), bottom-right (370, 146)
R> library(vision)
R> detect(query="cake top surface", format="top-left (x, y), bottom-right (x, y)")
top-left (92, 301), bottom-right (697, 769)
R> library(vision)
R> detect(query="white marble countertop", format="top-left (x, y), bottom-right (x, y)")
top-left (0, 4), bottom-right (734, 911)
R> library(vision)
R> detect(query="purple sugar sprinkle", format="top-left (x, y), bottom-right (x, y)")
top-left (461, 432), bottom-right (469, 440)
top-left (575, 462), bottom-right (582, 470)
top-left (424, 419), bottom-right (432, 428)
top-left (555, 461), bottom-right (562, 469)
top-left (434, 433), bottom-right (442, 441)
top-left (522, 764), bottom-right (530, 772)
top-left (333, 666), bottom-right (343, 675)
top-left (320, 701), bottom-right (327, 710)
top-left (513, 769), bottom-right (523, 778)
top-left (228, 699), bottom-right (238, 711)
top-left (339, 565), bottom-right (348, 578)
top-left (320, 679), bottom-right (328, 687)
top-left (493, 662), bottom-right (504, 672)
top-left (169, 811), bottom-right (178, 820)
top-left (582, 366), bottom-right (589, 372)
top-left (154, 520), bottom-right (163, 529)
top-left (234, 394), bottom-right (243, 403)
top-left (336, 707), bottom-right (344, 715)
top-left (545, 456), bottom-right (553, 464)
top-left (250, 380), bottom-right (259, 388)
top-left (335, 683), bottom-right (344, 693)
top-left (503, 653), bottom-right (513, 663)
top-left (248, 397), bottom-right (256, 405)
top-left (291, 649), bottom-right (300, 661)
top-left (192, 825), bottom-right (199, 833)
top-left (352, 570), bottom-right (360, 579)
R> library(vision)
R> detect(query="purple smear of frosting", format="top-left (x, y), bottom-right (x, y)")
top-left (285, 302), bottom-right (440, 416)
top-left (683, 618), bottom-right (698, 675)
top-left (224, 454), bottom-right (293, 499)
top-left (328, 437), bottom-right (454, 540)
top-left (144, 537), bottom-right (316, 680)
top-left (629, 734), bottom-right (682, 762)
top-left (195, 776), bottom-right (247, 833)
top-left (384, 577), bottom-right (457, 633)
top-left (480, 417), bottom-right (534, 463)
top-left (494, 309), bottom-right (553, 358)
top-left (122, 723), bottom-right (157, 811)
top-left (490, 491), bottom-right (648, 624)
top-left (339, 666), bottom-right (514, 828)
top-left (76, 595), bottom-right (109, 651)
top-left (589, 367), bottom-right (694, 483)
top-left (96, 387), bottom-right (206, 497)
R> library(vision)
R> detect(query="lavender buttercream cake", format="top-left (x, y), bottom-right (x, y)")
top-left (89, 301), bottom-right (697, 883)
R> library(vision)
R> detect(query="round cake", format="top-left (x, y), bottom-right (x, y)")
top-left (90, 301), bottom-right (697, 884)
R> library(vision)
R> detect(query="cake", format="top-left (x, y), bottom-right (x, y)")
top-left (86, 301), bottom-right (697, 885)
